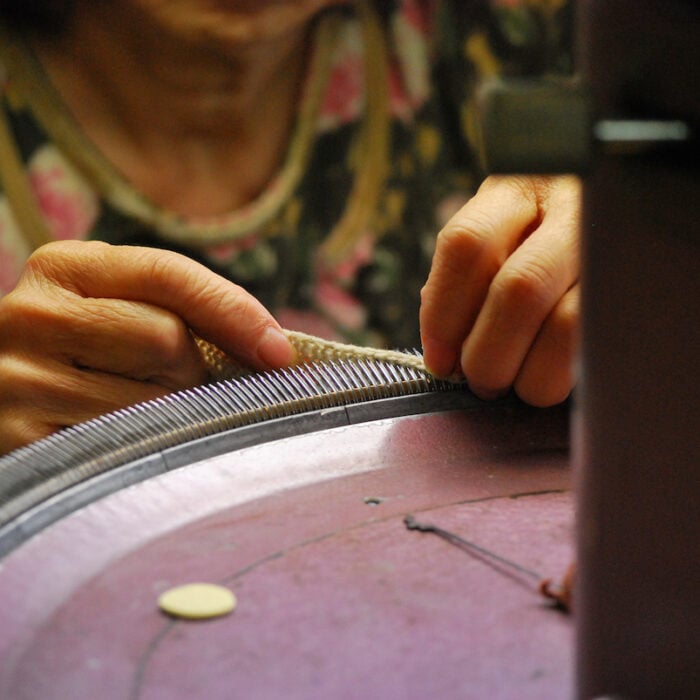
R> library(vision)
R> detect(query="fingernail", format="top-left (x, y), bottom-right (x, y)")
top-left (422, 342), bottom-right (459, 378)
top-left (424, 359), bottom-right (453, 379)
top-left (468, 383), bottom-right (509, 401)
top-left (256, 327), bottom-right (295, 368)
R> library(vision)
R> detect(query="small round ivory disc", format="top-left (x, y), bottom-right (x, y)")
top-left (158, 583), bottom-right (236, 620)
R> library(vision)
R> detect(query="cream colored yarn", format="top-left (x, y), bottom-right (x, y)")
top-left (195, 330), bottom-right (428, 382)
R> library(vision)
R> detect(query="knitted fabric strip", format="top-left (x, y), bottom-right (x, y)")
top-left (194, 330), bottom-right (430, 382)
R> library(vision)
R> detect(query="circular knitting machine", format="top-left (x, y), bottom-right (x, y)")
top-left (2, 1), bottom-right (698, 696)
top-left (0, 358), bottom-right (573, 699)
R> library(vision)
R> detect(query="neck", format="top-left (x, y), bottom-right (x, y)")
top-left (33, 2), bottom-right (315, 216)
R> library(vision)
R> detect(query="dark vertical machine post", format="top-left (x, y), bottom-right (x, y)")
top-left (575, 1), bottom-right (700, 697)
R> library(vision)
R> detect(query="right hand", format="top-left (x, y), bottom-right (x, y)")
top-left (0, 240), bottom-right (295, 455)
top-left (420, 175), bottom-right (580, 406)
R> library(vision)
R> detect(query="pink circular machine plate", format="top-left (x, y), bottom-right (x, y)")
top-left (0, 398), bottom-right (572, 699)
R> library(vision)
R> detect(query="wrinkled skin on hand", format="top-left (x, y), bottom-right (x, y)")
top-left (0, 241), bottom-right (295, 455)
top-left (420, 175), bottom-right (581, 407)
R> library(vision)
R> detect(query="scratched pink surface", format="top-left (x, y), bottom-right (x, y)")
top-left (0, 405), bottom-right (572, 699)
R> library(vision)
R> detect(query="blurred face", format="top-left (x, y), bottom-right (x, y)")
top-left (130, 0), bottom-right (352, 43)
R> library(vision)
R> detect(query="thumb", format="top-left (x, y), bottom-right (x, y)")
top-left (26, 240), bottom-right (295, 370)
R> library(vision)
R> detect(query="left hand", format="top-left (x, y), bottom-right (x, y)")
top-left (419, 175), bottom-right (581, 407)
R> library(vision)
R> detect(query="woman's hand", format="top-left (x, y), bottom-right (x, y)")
top-left (0, 240), bottom-right (295, 454)
top-left (420, 175), bottom-right (581, 406)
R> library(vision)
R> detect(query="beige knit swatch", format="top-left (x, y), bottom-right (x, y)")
top-left (195, 330), bottom-right (429, 382)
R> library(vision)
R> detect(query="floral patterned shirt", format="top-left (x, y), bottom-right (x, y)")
top-left (0, 0), bottom-right (572, 350)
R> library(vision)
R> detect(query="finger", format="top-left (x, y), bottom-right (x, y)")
top-left (24, 241), bottom-right (295, 370)
top-left (1, 279), bottom-right (208, 389)
top-left (48, 295), bottom-right (208, 388)
top-left (420, 177), bottom-right (541, 377)
top-left (0, 356), bottom-right (172, 454)
top-left (460, 185), bottom-right (580, 398)
top-left (75, 298), bottom-right (208, 387)
top-left (1, 414), bottom-right (55, 455)
top-left (514, 284), bottom-right (580, 407)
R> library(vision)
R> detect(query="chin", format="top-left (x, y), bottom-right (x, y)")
top-left (147, 0), bottom-right (356, 44)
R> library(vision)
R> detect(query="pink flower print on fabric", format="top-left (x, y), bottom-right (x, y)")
top-left (386, 60), bottom-right (413, 123)
top-left (435, 192), bottom-right (471, 228)
top-left (317, 19), bottom-right (365, 132)
top-left (319, 53), bottom-right (364, 131)
top-left (324, 231), bottom-right (375, 284)
top-left (399, 0), bottom-right (437, 36)
top-left (27, 145), bottom-right (99, 242)
top-left (312, 232), bottom-right (374, 331)
top-left (206, 234), bottom-right (259, 263)
top-left (389, 0), bottom-right (433, 114)
top-left (313, 276), bottom-right (367, 331)
top-left (317, 2), bottom-right (435, 131)
top-left (275, 308), bottom-right (342, 341)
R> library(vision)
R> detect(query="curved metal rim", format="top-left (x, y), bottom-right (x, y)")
top-left (0, 363), bottom-right (496, 557)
